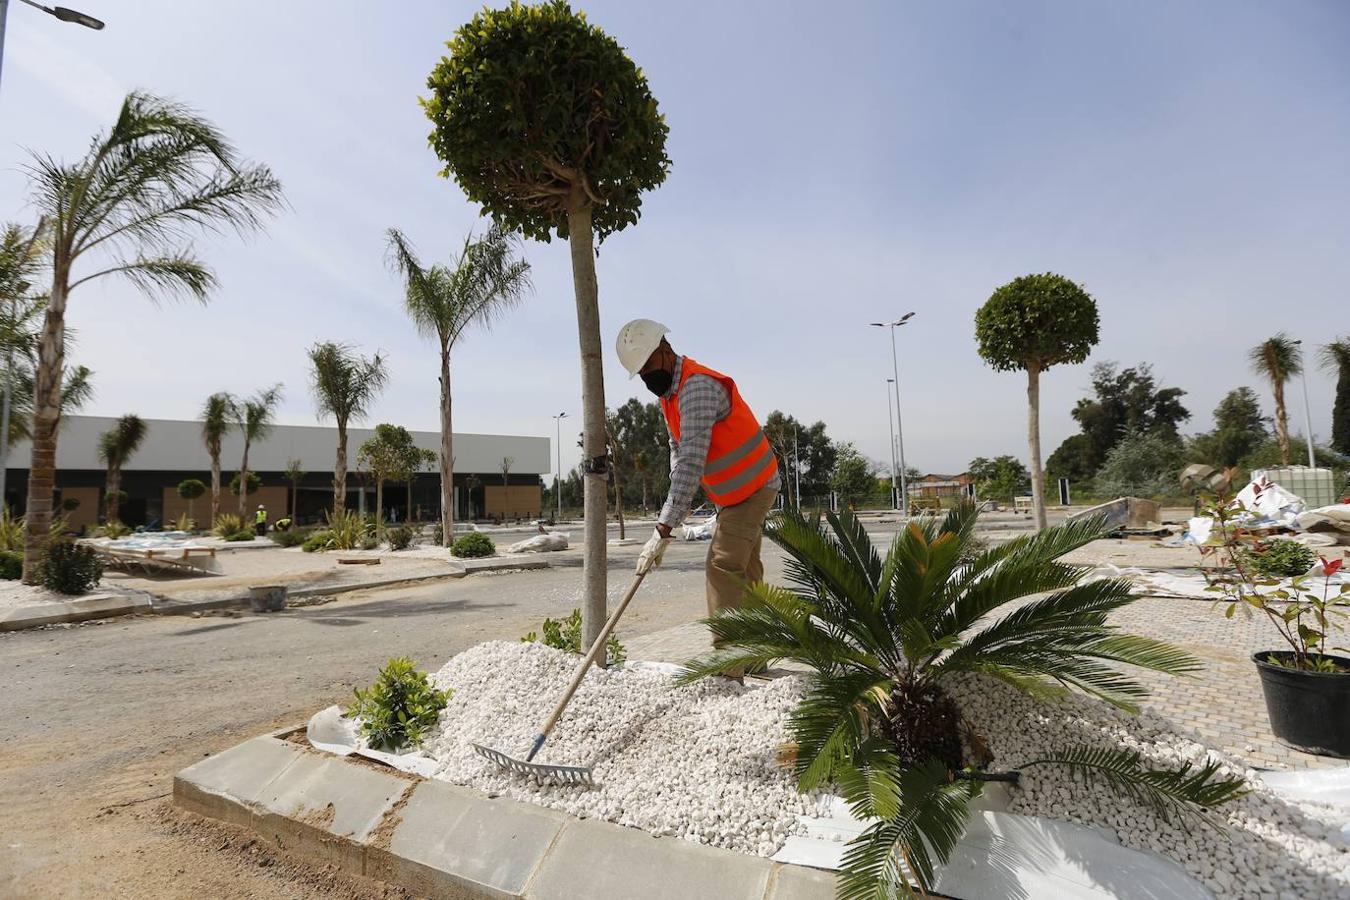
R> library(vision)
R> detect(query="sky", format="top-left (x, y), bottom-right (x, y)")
top-left (1, 0), bottom-right (1347, 479)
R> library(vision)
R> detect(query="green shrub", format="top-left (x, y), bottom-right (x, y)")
top-left (347, 657), bottom-right (451, 752)
top-left (40, 540), bottom-right (103, 595)
top-left (359, 533), bottom-right (380, 551)
top-left (224, 529), bottom-right (256, 542)
top-left (270, 528), bottom-right (308, 548)
top-left (326, 508), bottom-right (370, 551)
top-left (522, 608), bottom-right (626, 665)
top-left (302, 530), bottom-right (333, 553)
top-left (431, 523), bottom-right (444, 545)
top-left (451, 531), bottom-right (495, 558)
top-left (212, 514), bottom-right (244, 537)
top-left (0, 551), bottom-right (22, 580)
top-left (386, 525), bottom-right (416, 551)
top-left (93, 521), bottom-right (131, 539)
top-left (1238, 539), bottom-right (1317, 578)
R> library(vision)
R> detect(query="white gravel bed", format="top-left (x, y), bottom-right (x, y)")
top-left (0, 581), bottom-right (100, 610)
top-left (948, 675), bottom-right (1350, 899)
top-left (423, 641), bottom-right (1350, 895)
top-left (425, 641), bottom-right (832, 856)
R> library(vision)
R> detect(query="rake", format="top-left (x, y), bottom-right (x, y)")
top-left (472, 570), bottom-right (649, 786)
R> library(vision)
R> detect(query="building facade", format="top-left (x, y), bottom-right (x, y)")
top-left (912, 472), bottom-right (975, 499)
top-left (4, 416), bottom-right (549, 531)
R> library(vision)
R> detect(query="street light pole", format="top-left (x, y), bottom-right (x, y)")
top-left (885, 378), bottom-right (898, 509)
top-left (871, 313), bottom-right (914, 516)
top-left (793, 426), bottom-right (801, 511)
top-left (1293, 340), bottom-right (1317, 468)
top-left (552, 412), bottom-right (567, 520)
top-left (1, 0), bottom-right (105, 93)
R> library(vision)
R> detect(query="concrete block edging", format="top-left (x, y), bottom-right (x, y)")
top-left (175, 733), bottom-right (835, 900)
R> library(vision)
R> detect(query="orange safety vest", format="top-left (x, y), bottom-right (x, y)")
top-left (660, 357), bottom-right (778, 507)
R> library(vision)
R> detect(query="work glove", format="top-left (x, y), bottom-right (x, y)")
top-left (636, 528), bottom-right (672, 575)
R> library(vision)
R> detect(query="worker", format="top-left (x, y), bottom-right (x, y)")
top-left (616, 319), bottom-right (780, 674)
top-left (254, 504), bottom-right (268, 536)
top-left (274, 516), bottom-right (292, 533)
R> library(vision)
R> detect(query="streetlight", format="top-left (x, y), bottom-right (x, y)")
top-left (551, 412), bottom-right (568, 520)
top-left (0, 0), bottom-right (105, 93)
top-left (1292, 340), bottom-right (1317, 468)
top-left (885, 378), bottom-right (898, 509)
top-left (871, 313), bottom-right (915, 516)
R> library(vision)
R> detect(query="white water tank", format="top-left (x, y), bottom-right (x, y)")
top-left (1252, 466), bottom-right (1339, 508)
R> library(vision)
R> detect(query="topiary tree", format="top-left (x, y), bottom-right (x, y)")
top-left (177, 478), bottom-right (207, 524)
top-left (1320, 338), bottom-right (1350, 457)
top-left (424, 0), bottom-right (670, 648)
top-left (228, 471), bottom-right (261, 498)
top-left (976, 273), bottom-right (1099, 529)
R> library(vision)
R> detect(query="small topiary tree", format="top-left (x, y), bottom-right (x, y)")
top-left (177, 478), bottom-right (207, 527)
top-left (228, 471), bottom-right (261, 498)
top-left (976, 273), bottom-right (1099, 529)
top-left (424, 0), bottom-right (670, 649)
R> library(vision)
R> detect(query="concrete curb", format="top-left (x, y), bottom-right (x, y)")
top-left (175, 734), bottom-right (836, 899)
top-left (0, 590), bottom-right (153, 631)
top-left (150, 558), bottom-right (550, 617)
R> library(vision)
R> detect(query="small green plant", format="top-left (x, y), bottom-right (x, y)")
top-left (451, 531), bottom-right (495, 558)
top-left (60, 497), bottom-right (81, 512)
top-left (270, 528), bottom-right (308, 548)
top-left (431, 523), bottom-right (444, 545)
top-left (325, 508), bottom-right (370, 551)
top-left (1236, 538), bottom-right (1317, 578)
top-left (170, 512), bottom-right (196, 533)
top-left (522, 608), bottom-right (626, 665)
top-left (386, 524), bottom-right (416, 551)
top-left (347, 657), bottom-right (451, 752)
top-left (224, 529), bottom-right (256, 542)
top-left (0, 550), bottom-right (23, 580)
top-left (302, 529), bottom-right (333, 553)
top-left (212, 513), bottom-right (244, 537)
top-left (93, 521), bottom-right (131, 539)
top-left (40, 540), bottom-right (103, 595)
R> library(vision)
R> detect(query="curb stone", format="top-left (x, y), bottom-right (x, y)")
top-left (0, 590), bottom-right (154, 631)
top-left (175, 734), bottom-right (837, 899)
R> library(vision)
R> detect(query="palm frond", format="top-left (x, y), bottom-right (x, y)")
top-left (1020, 746), bottom-right (1248, 829)
top-left (791, 671), bottom-right (896, 790)
top-left (1249, 333), bottom-right (1302, 381)
top-left (1319, 338), bottom-right (1350, 375)
top-left (307, 341), bottom-right (388, 424)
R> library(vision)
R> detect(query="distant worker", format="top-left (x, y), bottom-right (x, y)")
top-left (274, 516), bottom-right (292, 533)
top-left (616, 319), bottom-right (779, 670)
top-left (254, 504), bottom-right (268, 536)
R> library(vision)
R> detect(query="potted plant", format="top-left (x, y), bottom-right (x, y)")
top-left (1200, 484), bottom-right (1350, 756)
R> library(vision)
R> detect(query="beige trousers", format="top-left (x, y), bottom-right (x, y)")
top-left (706, 484), bottom-right (779, 620)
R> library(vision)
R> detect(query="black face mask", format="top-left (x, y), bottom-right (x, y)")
top-left (641, 368), bottom-right (673, 397)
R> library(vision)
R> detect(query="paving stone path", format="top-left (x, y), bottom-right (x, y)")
top-left (626, 595), bottom-right (1336, 772)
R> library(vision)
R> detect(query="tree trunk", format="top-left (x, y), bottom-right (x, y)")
top-left (290, 481), bottom-right (298, 522)
top-left (375, 478), bottom-right (384, 532)
top-left (209, 451), bottom-right (221, 527)
top-left (405, 480), bottom-right (413, 525)
top-left (641, 477), bottom-right (648, 514)
top-left (334, 420), bottom-right (348, 513)
top-left (567, 200), bottom-right (609, 653)
top-left (614, 466), bottom-right (625, 540)
top-left (1026, 364), bottom-right (1048, 530)
top-left (22, 270), bottom-right (68, 583)
top-left (440, 346), bottom-right (454, 546)
top-left (1273, 380), bottom-right (1290, 466)
top-left (237, 442), bottom-right (251, 517)
top-left (105, 464), bottom-right (120, 522)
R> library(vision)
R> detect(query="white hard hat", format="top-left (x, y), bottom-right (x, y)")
top-left (615, 319), bottom-right (669, 377)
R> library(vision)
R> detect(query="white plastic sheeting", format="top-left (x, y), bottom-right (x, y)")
top-left (506, 532), bottom-right (569, 553)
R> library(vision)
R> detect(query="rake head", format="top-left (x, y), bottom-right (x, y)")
top-left (471, 742), bottom-right (594, 786)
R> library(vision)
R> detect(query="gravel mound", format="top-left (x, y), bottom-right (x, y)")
top-left (425, 642), bottom-right (1350, 896)
top-left (425, 641), bottom-right (831, 856)
top-left (949, 676), bottom-right (1350, 899)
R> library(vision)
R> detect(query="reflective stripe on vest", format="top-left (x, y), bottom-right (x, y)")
top-left (661, 357), bottom-right (778, 507)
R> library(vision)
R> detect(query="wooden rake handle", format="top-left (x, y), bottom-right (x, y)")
top-left (534, 571), bottom-right (648, 744)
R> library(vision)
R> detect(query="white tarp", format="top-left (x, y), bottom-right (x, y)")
top-left (682, 516), bottom-right (716, 541)
top-left (1235, 476), bottom-right (1306, 528)
top-left (306, 705), bottom-right (439, 777)
top-left (506, 532), bottom-right (569, 553)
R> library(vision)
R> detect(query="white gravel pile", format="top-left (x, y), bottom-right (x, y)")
top-left (424, 641), bottom-right (1350, 896)
top-left (948, 675), bottom-right (1350, 899)
top-left (424, 640), bottom-right (831, 856)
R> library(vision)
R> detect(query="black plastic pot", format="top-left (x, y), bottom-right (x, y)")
top-left (248, 585), bottom-right (287, 613)
top-left (1253, 650), bottom-right (1350, 758)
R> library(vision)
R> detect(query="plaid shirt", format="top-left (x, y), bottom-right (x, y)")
top-left (658, 356), bottom-right (780, 529)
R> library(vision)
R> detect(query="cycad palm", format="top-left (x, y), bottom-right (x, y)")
top-left (235, 385), bottom-right (282, 516)
top-left (386, 225), bottom-right (530, 546)
top-left (1320, 337), bottom-right (1350, 456)
top-left (201, 393), bottom-right (235, 524)
top-left (1248, 334), bottom-right (1303, 465)
top-left (18, 92), bottom-right (282, 581)
top-left (685, 505), bottom-right (1245, 898)
top-left (308, 342), bottom-right (388, 513)
top-left (97, 415), bottom-right (148, 523)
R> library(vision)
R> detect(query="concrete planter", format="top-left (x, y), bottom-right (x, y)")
top-left (248, 585), bottom-right (286, 612)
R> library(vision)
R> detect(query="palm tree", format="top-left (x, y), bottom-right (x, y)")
top-left (1320, 337), bottom-right (1350, 457)
top-left (1248, 334), bottom-right (1303, 466)
top-left (18, 92), bottom-right (282, 582)
top-left (683, 505), bottom-right (1246, 897)
top-left (308, 342), bottom-right (387, 513)
top-left (201, 393), bottom-right (235, 526)
top-left (0, 220), bottom-right (47, 504)
top-left (284, 458), bottom-right (304, 523)
top-left (386, 225), bottom-right (530, 546)
top-left (97, 415), bottom-right (148, 523)
top-left (235, 385), bottom-right (283, 516)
